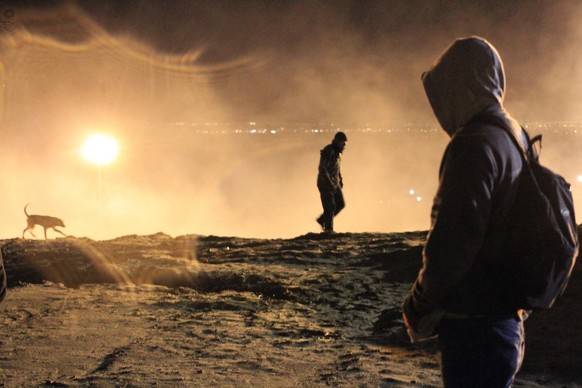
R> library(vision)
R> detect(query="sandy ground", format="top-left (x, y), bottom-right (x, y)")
top-left (0, 231), bottom-right (580, 387)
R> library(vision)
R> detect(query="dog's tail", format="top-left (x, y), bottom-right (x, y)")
top-left (24, 203), bottom-right (30, 217)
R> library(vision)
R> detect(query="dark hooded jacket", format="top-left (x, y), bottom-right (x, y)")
top-left (404, 37), bottom-right (528, 330)
top-left (317, 143), bottom-right (343, 191)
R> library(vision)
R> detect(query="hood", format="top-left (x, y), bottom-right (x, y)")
top-left (422, 36), bottom-right (507, 136)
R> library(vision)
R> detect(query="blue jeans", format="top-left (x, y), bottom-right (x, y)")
top-left (438, 315), bottom-right (525, 388)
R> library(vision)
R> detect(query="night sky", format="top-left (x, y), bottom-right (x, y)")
top-left (4, 0), bottom-right (581, 123)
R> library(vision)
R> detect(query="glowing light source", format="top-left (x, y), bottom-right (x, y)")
top-left (577, 175), bottom-right (582, 183)
top-left (81, 134), bottom-right (119, 165)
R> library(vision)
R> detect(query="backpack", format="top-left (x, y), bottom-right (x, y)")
top-left (501, 125), bottom-right (579, 310)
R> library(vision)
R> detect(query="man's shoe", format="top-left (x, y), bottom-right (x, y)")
top-left (316, 217), bottom-right (325, 231)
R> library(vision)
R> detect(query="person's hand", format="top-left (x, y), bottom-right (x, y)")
top-left (403, 313), bottom-right (413, 336)
top-left (402, 292), bottom-right (442, 343)
top-left (402, 313), bottom-right (426, 343)
top-left (402, 302), bottom-right (420, 337)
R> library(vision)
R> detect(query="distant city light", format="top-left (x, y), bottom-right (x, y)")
top-left (162, 120), bottom-right (581, 136)
top-left (408, 189), bottom-right (415, 195)
top-left (577, 175), bottom-right (582, 183)
top-left (416, 196), bottom-right (422, 202)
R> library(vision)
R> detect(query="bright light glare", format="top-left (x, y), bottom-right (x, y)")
top-left (81, 134), bottom-right (119, 165)
top-left (577, 175), bottom-right (582, 183)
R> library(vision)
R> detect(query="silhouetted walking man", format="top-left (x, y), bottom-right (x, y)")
top-left (316, 132), bottom-right (347, 233)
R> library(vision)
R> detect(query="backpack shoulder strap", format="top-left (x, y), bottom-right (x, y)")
top-left (467, 113), bottom-right (539, 162)
top-left (502, 126), bottom-right (540, 163)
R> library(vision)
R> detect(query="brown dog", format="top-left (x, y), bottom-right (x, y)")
top-left (22, 204), bottom-right (66, 239)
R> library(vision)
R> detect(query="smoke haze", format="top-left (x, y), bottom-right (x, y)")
top-left (0, 0), bottom-right (581, 239)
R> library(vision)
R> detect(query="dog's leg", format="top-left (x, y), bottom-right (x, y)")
top-left (52, 228), bottom-right (67, 237)
top-left (23, 227), bottom-right (36, 239)
top-left (43, 227), bottom-right (48, 240)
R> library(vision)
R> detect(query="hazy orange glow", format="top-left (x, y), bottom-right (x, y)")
top-left (81, 134), bottom-right (119, 165)
top-left (0, 2), bottom-right (579, 240)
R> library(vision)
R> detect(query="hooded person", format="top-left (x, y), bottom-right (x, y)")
top-left (402, 37), bottom-right (528, 387)
top-left (316, 131), bottom-right (347, 233)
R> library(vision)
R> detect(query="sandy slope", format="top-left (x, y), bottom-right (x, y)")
top-left (0, 231), bottom-right (580, 387)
